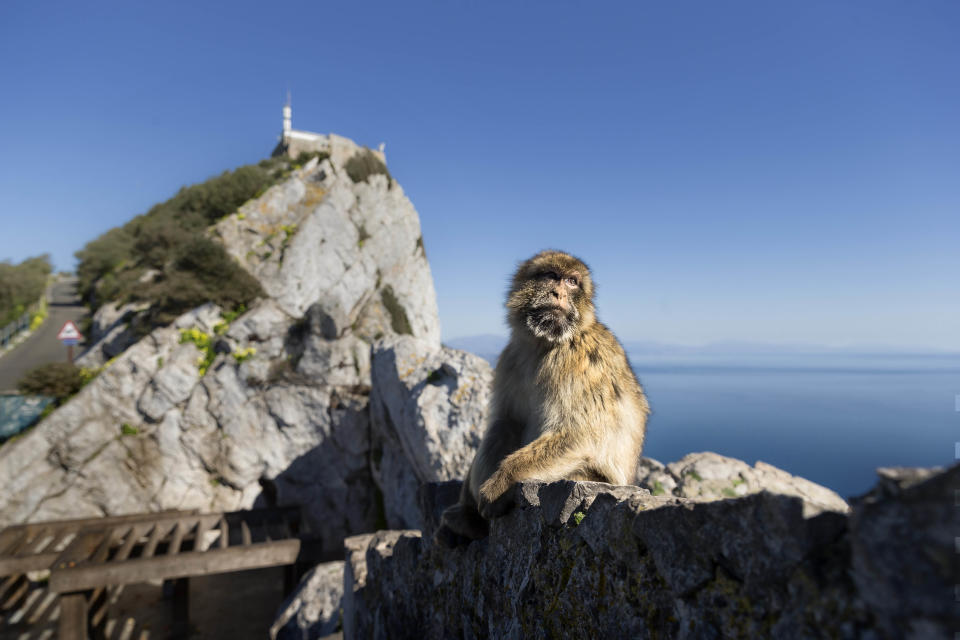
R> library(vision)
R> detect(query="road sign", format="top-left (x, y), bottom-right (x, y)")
top-left (57, 321), bottom-right (83, 343)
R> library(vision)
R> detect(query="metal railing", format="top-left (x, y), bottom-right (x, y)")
top-left (0, 284), bottom-right (51, 348)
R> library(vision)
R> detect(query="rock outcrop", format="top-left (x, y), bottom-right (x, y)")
top-left (271, 561), bottom-right (345, 640)
top-left (369, 336), bottom-right (491, 530)
top-left (0, 138), bottom-right (486, 558)
top-left (339, 461), bottom-right (958, 639)
top-left (77, 301), bottom-right (146, 368)
top-left (636, 451), bottom-right (849, 516)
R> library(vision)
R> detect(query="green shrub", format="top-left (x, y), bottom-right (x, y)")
top-left (380, 285), bottom-right (412, 335)
top-left (0, 255), bottom-right (52, 326)
top-left (345, 148), bottom-right (392, 186)
top-left (294, 150), bottom-right (330, 166)
top-left (132, 238), bottom-right (262, 328)
top-left (17, 363), bottom-right (85, 400)
top-left (74, 157), bottom-right (290, 317)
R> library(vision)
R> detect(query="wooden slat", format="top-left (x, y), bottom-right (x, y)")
top-left (4, 529), bottom-right (38, 557)
top-left (112, 524), bottom-right (145, 563)
top-left (18, 528), bottom-right (54, 557)
top-left (141, 522), bottom-right (172, 559)
top-left (90, 527), bottom-right (121, 564)
top-left (193, 516), bottom-right (216, 552)
top-left (168, 521), bottom-right (188, 555)
top-left (239, 520), bottom-right (252, 546)
top-left (59, 591), bottom-right (89, 640)
top-left (38, 528), bottom-right (73, 555)
top-left (0, 528), bottom-right (23, 555)
top-left (50, 539), bottom-right (301, 592)
top-left (88, 586), bottom-right (109, 629)
top-left (0, 509), bottom-right (197, 541)
top-left (54, 530), bottom-right (108, 570)
top-left (118, 513), bottom-right (221, 554)
top-left (0, 551), bottom-right (62, 577)
top-left (218, 516), bottom-right (228, 550)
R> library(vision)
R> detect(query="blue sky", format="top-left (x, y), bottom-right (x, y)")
top-left (1, 1), bottom-right (957, 349)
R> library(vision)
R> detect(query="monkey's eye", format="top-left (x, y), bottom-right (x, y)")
top-left (565, 276), bottom-right (579, 287)
top-left (541, 271), bottom-right (559, 280)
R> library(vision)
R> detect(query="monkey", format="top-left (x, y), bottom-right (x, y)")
top-left (437, 250), bottom-right (649, 545)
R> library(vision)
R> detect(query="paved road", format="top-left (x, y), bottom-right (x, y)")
top-left (0, 278), bottom-right (88, 393)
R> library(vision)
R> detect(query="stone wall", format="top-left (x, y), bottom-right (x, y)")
top-left (336, 463), bottom-right (958, 639)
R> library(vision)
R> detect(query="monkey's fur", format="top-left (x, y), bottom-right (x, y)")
top-left (437, 250), bottom-right (649, 544)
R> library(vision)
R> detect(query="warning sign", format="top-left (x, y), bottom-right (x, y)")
top-left (57, 321), bottom-right (83, 344)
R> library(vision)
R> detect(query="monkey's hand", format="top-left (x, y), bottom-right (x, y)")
top-left (478, 471), bottom-right (516, 519)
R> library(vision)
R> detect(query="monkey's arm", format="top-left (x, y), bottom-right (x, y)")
top-left (477, 430), bottom-right (587, 519)
top-left (465, 417), bottom-right (525, 504)
top-left (435, 417), bottom-right (525, 545)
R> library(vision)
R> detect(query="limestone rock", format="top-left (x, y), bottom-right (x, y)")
top-left (214, 155), bottom-right (440, 347)
top-left (77, 301), bottom-right (148, 368)
top-left (637, 451), bottom-right (849, 517)
top-left (369, 336), bottom-right (492, 529)
top-left (344, 463), bottom-right (958, 639)
top-left (271, 561), bottom-right (345, 640)
top-left (0, 141), bottom-right (441, 559)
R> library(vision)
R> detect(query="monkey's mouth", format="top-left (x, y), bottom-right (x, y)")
top-left (535, 304), bottom-right (567, 315)
top-left (526, 306), bottom-right (576, 342)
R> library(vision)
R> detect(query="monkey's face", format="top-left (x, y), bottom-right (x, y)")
top-left (507, 250), bottom-right (595, 343)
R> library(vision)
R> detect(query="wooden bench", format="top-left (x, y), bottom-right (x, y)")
top-left (0, 507), bottom-right (314, 639)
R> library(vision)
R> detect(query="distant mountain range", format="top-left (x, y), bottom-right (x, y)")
top-left (445, 334), bottom-right (960, 364)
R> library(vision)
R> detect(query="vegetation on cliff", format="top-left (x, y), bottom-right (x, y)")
top-left (345, 148), bottom-right (392, 186)
top-left (17, 362), bottom-right (87, 400)
top-left (74, 152), bottom-right (324, 330)
top-left (0, 255), bottom-right (52, 326)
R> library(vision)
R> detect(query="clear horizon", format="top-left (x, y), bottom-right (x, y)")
top-left (1, 1), bottom-right (957, 350)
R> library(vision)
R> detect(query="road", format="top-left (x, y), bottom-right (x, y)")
top-left (0, 278), bottom-right (88, 393)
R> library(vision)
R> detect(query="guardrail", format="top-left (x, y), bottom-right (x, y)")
top-left (0, 305), bottom-right (37, 348)
top-left (0, 282), bottom-right (52, 349)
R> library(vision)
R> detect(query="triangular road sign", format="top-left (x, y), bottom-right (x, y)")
top-left (57, 321), bottom-right (83, 342)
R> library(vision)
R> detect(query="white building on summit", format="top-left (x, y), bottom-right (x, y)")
top-left (272, 97), bottom-right (385, 166)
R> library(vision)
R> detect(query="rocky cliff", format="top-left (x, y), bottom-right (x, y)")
top-left (4, 136), bottom-right (954, 640)
top-left (0, 139), bottom-right (492, 557)
top-left (333, 459), bottom-right (957, 639)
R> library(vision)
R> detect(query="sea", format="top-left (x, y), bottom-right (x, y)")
top-left (450, 335), bottom-right (960, 502)
top-left (629, 351), bottom-right (959, 500)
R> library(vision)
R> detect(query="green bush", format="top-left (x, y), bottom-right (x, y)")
top-left (380, 285), bottom-right (412, 335)
top-left (0, 255), bottom-right (52, 326)
top-left (74, 158), bottom-right (288, 325)
top-left (133, 238), bottom-right (263, 328)
top-left (17, 363), bottom-right (85, 400)
top-left (345, 148), bottom-right (392, 186)
top-left (294, 150), bottom-right (330, 166)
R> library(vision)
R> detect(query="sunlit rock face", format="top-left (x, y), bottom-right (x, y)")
top-left (0, 137), bottom-right (455, 556)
